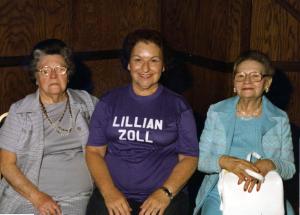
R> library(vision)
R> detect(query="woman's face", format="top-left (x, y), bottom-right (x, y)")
top-left (36, 54), bottom-right (68, 99)
top-left (127, 41), bottom-right (164, 96)
top-left (234, 60), bottom-right (272, 99)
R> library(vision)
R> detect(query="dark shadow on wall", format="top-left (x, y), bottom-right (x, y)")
top-left (266, 69), bottom-right (293, 111)
top-left (188, 112), bottom-right (206, 215)
top-left (266, 69), bottom-right (299, 214)
top-left (68, 57), bottom-right (94, 94)
top-left (160, 56), bottom-right (192, 94)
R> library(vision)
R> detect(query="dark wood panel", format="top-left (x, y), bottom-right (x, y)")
top-left (162, 0), bottom-right (247, 61)
top-left (238, 0), bottom-right (252, 54)
top-left (0, 0), bottom-right (72, 56)
top-left (275, 0), bottom-right (300, 21)
top-left (0, 67), bottom-right (35, 113)
top-left (84, 59), bottom-right (130, 97)
top-left (284, 71), bottom-right (300, 126)
top-left (251, 0), bottom-right (300, 61)
top-left (72, 0), bottom-right (161, 51)
top-left (287, 0), bottom-right (300, 11)
top-left (184, 64), bottom-right (233, 117)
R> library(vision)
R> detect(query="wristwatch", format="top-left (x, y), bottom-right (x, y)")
top-left (160, 186), bottom-right (173, 200)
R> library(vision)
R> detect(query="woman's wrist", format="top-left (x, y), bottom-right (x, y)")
top-left (159, 186), bottom-right (173, 200)
top-left (219, 155), bottom-right (228, 169)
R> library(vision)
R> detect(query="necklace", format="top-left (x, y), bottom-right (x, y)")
top-left (236, 102), bottom-right (262, 119)
top-left (39, 93), bottom-right (73, 136)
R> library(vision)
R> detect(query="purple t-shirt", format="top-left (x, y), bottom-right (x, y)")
top-left (87, 85), bottom-right (198, 201)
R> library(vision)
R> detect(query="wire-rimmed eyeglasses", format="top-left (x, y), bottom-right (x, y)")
top-left (37, 65), bottom-right (68, 76)
top-left (234, 72), bottom-right (269, 82)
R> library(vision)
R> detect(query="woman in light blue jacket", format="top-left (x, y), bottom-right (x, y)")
top-left (194, 51), bottom-right (295, 215)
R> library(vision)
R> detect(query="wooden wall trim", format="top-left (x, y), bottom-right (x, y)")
top-left (0, 56), bottom-right (27, 67)
top-left (1, 50), bottom-right (300, 72)
top-left (0, 50), bottom-right (121, 67)
top-left (273, 61), bottom-right (300, 71)
top-left (178, 52), bottom-right (300, 72)
top-left (175, 51), bottom-right (232, 72)
top-left (274, 0), bottom-right (300, 22)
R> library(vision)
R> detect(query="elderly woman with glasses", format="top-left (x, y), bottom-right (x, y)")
top-left (0, 39), bottom-right (98, 215)
top-left (193, 50), bottom-right (295, 215)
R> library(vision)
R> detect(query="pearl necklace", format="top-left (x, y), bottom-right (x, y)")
top-left (236, 103), bottom-right (262, 119)
top-left (39, 94), bottom-right (73, 136)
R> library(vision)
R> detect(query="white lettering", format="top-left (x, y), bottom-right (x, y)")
top-left (120, 117), bottom-right (125, 127)
top-left (113, 116), bottom-right (163, 131)
top-left (134, 117), bottom-right (141, 128)
top-left (127, 130), bottom-right (135, 141)
top-left (113, 116), bottom-right (120, 127)
top-left (155, 119), bottom-right (163, 130)
top-left (118, 129), bottom-right (126, 140)
top-left (125, 116), bottom-right (133, 127)
top-left (146, 119), bottom-right (154, 129)
top-left (136, 130), bottom-right (144, 142)
top-left (143, 118), bottom-right (147, 128)
top-left (145, 131), bottom-right (153, 143)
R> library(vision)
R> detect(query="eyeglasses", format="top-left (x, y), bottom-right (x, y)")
top-left (38, 65), bottom-right (68, 76)
top-left (234, 72), bottom-right (268, 82)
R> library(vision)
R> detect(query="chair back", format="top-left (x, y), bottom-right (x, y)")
top-left (0, 112), bottom-right (8, 128)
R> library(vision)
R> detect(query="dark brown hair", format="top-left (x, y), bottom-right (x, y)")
top-left (233, 50), bottom-right (274, 76)
top-left (28, 39), bottom-right (75, 82)
top-left (121, 29), bottom-right (171, 71)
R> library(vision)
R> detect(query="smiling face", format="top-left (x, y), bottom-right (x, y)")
top-left (36, 54), bottom-right (68, 101)
top-left (234, 59), bottom-right (272, 99)
top-left (127, 41), bottom-right (164, 96)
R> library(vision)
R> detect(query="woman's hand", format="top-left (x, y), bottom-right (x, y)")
top-left (219, 155), bottom-right (261, 192)
top-left (254, 159), bottom-right (276, 191)
top-left (1, 149), bottom-right (61, 214)
top-left (103, 187), bottom-right (132, 215)
top-left (31, 191), bottom-right (61, 215)
top-left (139, 189), bottom-right (170, 215)
top-left (86, 146), bottom-right (132, 215)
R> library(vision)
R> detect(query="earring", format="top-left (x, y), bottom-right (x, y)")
top-left (233, 87), bottom-right (236, 93)
top-left (265, 87), bottom-right (269, 93)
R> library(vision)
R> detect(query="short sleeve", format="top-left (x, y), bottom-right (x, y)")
top-left (87, 100), bottom-right (110, 146)
top-left (176, 109), bottom-right (199, 157)
top-left (0, 105), bottom-right (22, 153)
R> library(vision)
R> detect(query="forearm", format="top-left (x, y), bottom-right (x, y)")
top-left (86, 150), bottom-right (118, 197)
top-left (1, 163), bottom-right (40, 203)
top-left (162, 155), bottom-right (198, 196)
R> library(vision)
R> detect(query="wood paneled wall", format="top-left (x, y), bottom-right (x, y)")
top-left (2, 0), bottom-right (299, 126)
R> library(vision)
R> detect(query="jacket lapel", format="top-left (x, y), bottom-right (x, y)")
top-left (260, 96), bottom-right (277, 135)
top-left (216, 96), bottom-right (239, 154)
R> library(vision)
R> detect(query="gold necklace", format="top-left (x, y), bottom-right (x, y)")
top-left (236, 103), bottom-right (262, 118)
top-left (39, 94), bottom-right (73, 136)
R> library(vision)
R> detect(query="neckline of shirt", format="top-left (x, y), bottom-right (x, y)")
top-left (129, 84), bottom-right (163, 101)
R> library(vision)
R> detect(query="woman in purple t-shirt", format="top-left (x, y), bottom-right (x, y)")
top-left (86, 29), bottom-right (199, 215)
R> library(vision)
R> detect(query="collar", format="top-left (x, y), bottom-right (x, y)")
top-left (15, 89), bottom-right (84, 114)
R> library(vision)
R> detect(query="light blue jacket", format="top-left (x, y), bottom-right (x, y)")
top-left (193, 96), bottom-right (295, 215)
top-left (0, 89), bottom-right (98, 213)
